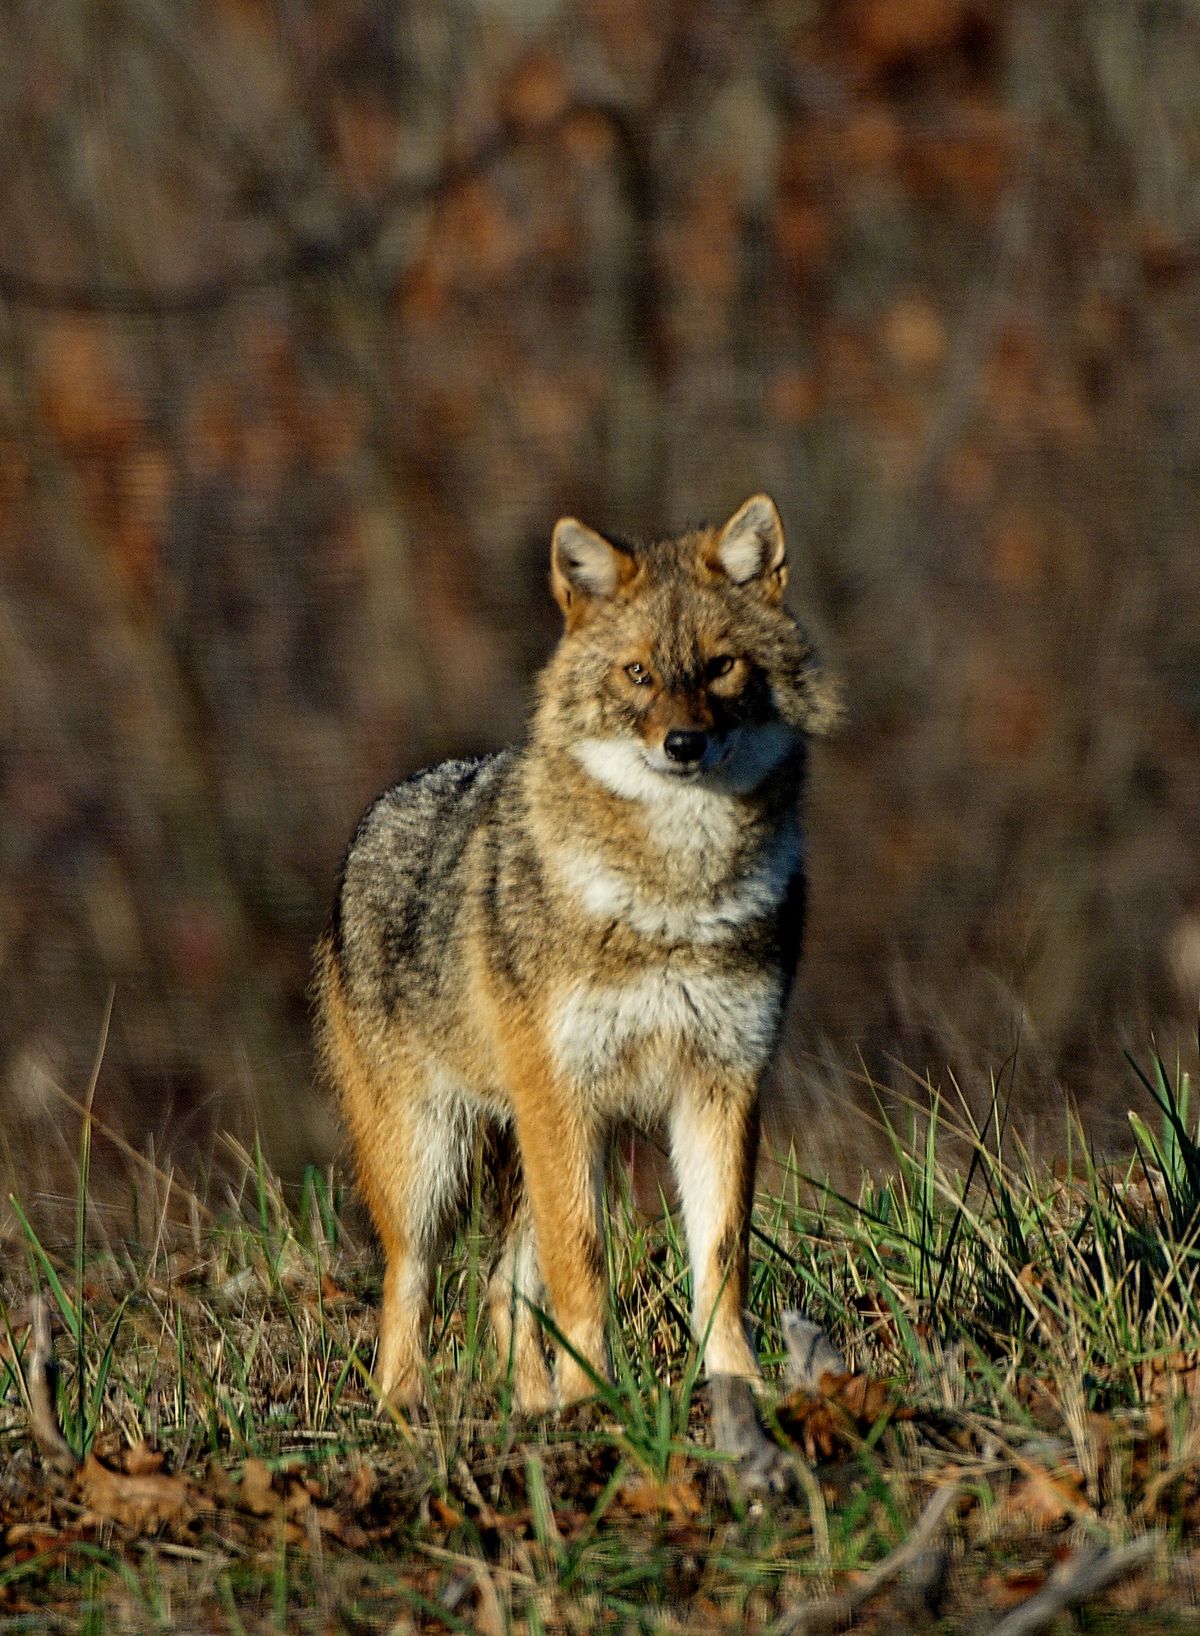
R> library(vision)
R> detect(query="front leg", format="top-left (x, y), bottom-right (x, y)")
top-left (669, 1079), bottom-right (761, 1380)
top-left (518, 1099), bottom-right (609, 1404)
top-left (500, 1026), bottom-right (610, 1405)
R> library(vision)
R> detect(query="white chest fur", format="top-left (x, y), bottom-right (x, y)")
top-left (571, 737), bottom-right (744, 852)
top-left (548, 821), bottom-right (802, 945)
top-left (550, 966), bottom-right (783, 1090)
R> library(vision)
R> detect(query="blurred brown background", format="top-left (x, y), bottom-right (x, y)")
top-left (2, 0), bottom-right (1199, 1199)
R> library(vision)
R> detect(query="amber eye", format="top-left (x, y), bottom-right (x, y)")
top-left (706, 655), bottom-right (736, 680)
top-left (624, 661), bottom-right (653, 686)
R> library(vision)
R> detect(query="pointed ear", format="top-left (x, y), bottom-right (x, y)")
top-left (708, 494), bottom-right (787, 600)
top-left (551, 518), bottom-right (635, 627)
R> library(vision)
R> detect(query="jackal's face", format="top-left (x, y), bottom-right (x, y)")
top-left (538, 495), bottom-right (837, 797)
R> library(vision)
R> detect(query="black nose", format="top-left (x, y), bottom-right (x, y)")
top-left (664, 729), bottom-right (707, 765)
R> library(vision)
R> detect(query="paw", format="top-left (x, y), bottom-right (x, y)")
top-left (511, 1377), bottom-right (556, 1417)
top-left (502, 1344), bottom-right (556, 1416)
top-left (708, 1374), bottom-right (798, 1496)
top-left (708, 1314), bottom-right (846, 1496)
top-left (556, 1354), bottom-right (612, 1409)
top-left (557, 1397), bottom-right (612, 1435)
top-left (375, 1353), bottom-right (430, 1418)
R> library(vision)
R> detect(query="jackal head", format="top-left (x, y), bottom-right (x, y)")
top-left (538, 495), bottom-right (839, 798)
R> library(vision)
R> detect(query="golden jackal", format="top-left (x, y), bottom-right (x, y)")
top-left (314, 495), bottom-right (837, 1410)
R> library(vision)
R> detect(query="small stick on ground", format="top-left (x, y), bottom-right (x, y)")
top-left (773, 1481), bottom-right (961, 1635)
top-left (25, 1296), bottom-right (79, 1476)
top-left (984, 1535), bottom-right (1159, 1636)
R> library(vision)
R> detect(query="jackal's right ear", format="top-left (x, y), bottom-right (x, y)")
top-left (551, 518), bottom-right (635, 628)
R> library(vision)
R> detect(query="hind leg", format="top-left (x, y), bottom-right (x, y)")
top-left (487, 1139), bottom-right (554, 1413)
top-left (368, 1089), bottom-right (476, 1406)
top-left (318, 958), bottom-right (473, 1405)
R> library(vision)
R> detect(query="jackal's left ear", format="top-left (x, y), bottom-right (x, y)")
top-left (709, 494), bottom-right (787, 601)
top-left (551, 518), bottom-right (635, 627)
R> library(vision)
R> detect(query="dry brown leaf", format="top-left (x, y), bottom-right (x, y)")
top-left (847, 0), bottom-right (973, 71)
top-left (981, 1568), bottom-right (1049, 1609)
top-left (621, 1467), bottom-right (703, 1520)
top-left (766, 369), bottom-right (824, 427)
top-left (429, 1495), bottom-right (463, 1530)
top-left (827, 1370), bottom-right (896, 1421)
top-left (882, 294), bottom-right (946, 374)
top-left (319, 1272), bottom-right (348, 1304)
top-left (316, 1506), bottom-right (370, 1551)
top-left (500, 49), bottom-right (570, 133)
top-left (482, 1507), bottom-right (533, 1536)
top-left (562, 107), bottom-right (618, 165)
top-left (778, 1370), bottom-right (911, 1461)
top-left (346, 1462), bottom-right (378, 1511)
top-left (1014, 1372), bottom-right (1064, 1429)
top-left (203, 1456), bottom-right (238, 1507)
top-left (237, 1457), bottom-right (278, 1517)
top-left (283, 1474), bottom-right (316, 1519)
top-left (76, 1453), bottom-right (195, 1532)
top-left (122, 1440), bottom-right (166, 1476)
top-left (1001, 1463), bottom-right (1089, 1528)
top-left (4, 1523), bottom-right (84, 1557)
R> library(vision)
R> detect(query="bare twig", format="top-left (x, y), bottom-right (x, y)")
top-left (25, 1297), bottom-right (79, 1476)
top-left (0, 98), bottom-right (636, 317)
top-left (984, 1536), bottom-right (1159, 1636)
top-left (773, 1482), bottom-right (961, 1635)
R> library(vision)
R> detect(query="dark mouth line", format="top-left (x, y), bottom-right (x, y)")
top-left (643, 757), bottom-right (722, 782)
top-left (641, 738), bottom-right (738, 779)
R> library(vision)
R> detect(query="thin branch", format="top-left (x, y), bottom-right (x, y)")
top-left (0, 100), bottom-right (634, 318)
top-left (24, 1297), bottom-right (79, 1476)
top-left (773, 1482), bottom-right (960, 1635)
top-left (984, 1536), bottom-right (1159, 1636)
top-left (0, 215), bottom-right (380, 316)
